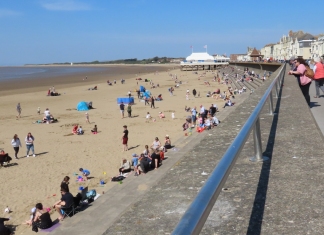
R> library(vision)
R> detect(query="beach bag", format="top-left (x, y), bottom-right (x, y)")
top-left (305, 65), bottom-right (314, 79)
top-left (111, 175), bottom-right (125, 182)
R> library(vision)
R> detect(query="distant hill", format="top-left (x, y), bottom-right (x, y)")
top-left (28, 57), bottom-right (185, 66)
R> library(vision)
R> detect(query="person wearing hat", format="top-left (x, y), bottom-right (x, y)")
top-left (122, 125), bottom-right (128, 151)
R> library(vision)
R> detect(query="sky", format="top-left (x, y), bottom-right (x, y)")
top-left (1, 0), bottom-right (324, 65)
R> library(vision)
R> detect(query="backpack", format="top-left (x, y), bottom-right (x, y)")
top-left (305, 65), bottom-right (314, 79)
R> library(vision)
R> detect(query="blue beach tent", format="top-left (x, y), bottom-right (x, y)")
top-left (139, 86), bottom-right (145, 92)
top-left (117, 97), bottom-right (134, 104)
top-left (77, 101), bottom-right (89, 111)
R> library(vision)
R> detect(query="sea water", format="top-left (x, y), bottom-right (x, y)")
top-left (0, 66), bottom-right (106, 81)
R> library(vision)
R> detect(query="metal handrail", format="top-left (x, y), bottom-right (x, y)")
top-left (172, 64), bottom-right (286, 235)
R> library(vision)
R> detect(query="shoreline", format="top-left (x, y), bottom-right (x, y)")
top-left (0, 64), bottom-right (177, 97)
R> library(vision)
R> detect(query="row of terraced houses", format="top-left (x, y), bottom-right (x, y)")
top-left (231, 30), bottom-right (324, 62)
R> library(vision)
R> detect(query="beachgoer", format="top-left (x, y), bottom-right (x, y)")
top-left (11, 134), bottom-right (22, 159)
top-left (132, 153), bottom-right (139, 176)
top-left (144, 97), bottom-right (150, 105)
top-left (150, 149), bottom-right (161, 170)
top-left (0, 217), bottom-right (12, 235)
top-left (146, 112), bottom-right (151, 122)
top-left (143, 145), bottom-right (151, 158)
top-left (77, 126), bottom-right (84, 135)
top-left (122, 125), bottom-right (128, 151)
top-left (0, 150), bottom-right (12, 166)
top-left (137, 89), bottom-right (140, 99)
top-left (60, 176), bottom-right (70, 192)
top-left (119, 158), bottom-right (131, 175)
top-left (138, 153), bottom-right (150, 174)
top-left (151, 137), bottom-right (161, 150)
top-left (53, 188), bottom-right (74, 221)
top-left (32, 203), bottom-right (53, 230)
top-left (191, 107), bottom-right (197, 126)
top-left (128, 91), bottom-right (131, 98)
top-left (127, 104), bottom-right (132, 118)
top-left (72, 125), bottom-right (78, 134)
top-left (25, 132), bottom-right (36, 157)
top-left (150, 97), bottom-right (155, 108)
top-left (16, 103), bottom-right (22, 119)
top-left (171, 112), bottom-right (175, 119)
top-left (85, 112), bottom-right (90, 123)
top-left (164, 135), bottom-right (172, 149)
top-left (91, 125), bottom-right (98, 133)
top-left (120, 102), bottom-right (125, 119)
top-left (79, 168), bottom-right (90, 180)
top-left (37, 107), bottom-right (41, 115)
top-left (158, 112), bottom-right (165, 118)
top-left (44, 108), bottom-right (51, 123)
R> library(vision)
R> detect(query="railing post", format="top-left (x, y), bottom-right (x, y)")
top-left (269, 90), bottom-right (273, 115)
top-left (250, 117), bottom-right (269, 162)
top-left (275, 80), bottom-right (279, 98)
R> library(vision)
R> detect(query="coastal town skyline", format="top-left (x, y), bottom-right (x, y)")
top-left (1, 0), bottom-right (324, 66)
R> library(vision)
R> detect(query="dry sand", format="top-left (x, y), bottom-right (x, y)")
top-left (0, 64), bottom-right (230, 234)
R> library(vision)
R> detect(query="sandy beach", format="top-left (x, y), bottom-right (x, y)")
top-left (0, 64), bottom-right (230, 234)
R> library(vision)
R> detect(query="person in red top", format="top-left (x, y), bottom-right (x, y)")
top-left (122, 125), bottom-right (128, 151)
top-left (313, 57), bottom-right (324, 98)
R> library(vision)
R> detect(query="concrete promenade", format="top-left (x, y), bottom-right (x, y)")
top-left (49, 65), bottom-right (324, 235)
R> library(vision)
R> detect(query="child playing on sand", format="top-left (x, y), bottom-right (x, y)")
top-left (79, 168), bottom-right (90, 180)
top-left (37, 107), bottom-right (41, 115)
top-left (146, 112), bottom-right (151, 122)
top-left (85, 113), bottom-right (90, 123)
top-left (91, 125), bottom-right (98, 134)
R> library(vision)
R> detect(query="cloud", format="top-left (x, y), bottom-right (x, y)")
top-left (41, 0), bottom-right (91, 11)
top-left (0, 9), bottom-right (21, 17)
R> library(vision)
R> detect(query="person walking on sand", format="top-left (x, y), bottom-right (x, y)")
top-left (11, 134), bottom-right (22, 159)
top-left (127, 104), bottom-right (132, 118)
top-left (122, 125), bottom-right (128, 151)
top-left (150, 97), bottom-right (155, 109)
top-left (120, 102), bottom-right (125, 119)
top-left (85, 112), bottom-right (90, 123)
top-left (25, 132), bottom-right (36, 157)
top-left (16, 103), bottom-right (22, 119)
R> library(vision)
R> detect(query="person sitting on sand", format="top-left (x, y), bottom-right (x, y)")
top-left (53, 189), bottom-right (74, 221)
top-left (155, 94), bottom-right (163, 101)
top-left (0, 150), bottom-right (12, 167)
top-left (32, 203), bottom-right (53, 230)
top-left (91, 125), bottom-right (97, 134)
top-left (164, 135), bottom-right (172, 150)
top-left (0, 217), bottom-right (12, 235)
top-left (79, 168), bottom-right (90, 180)
top-left (72, 125), bottom-right (78, 134)
top-left (60, 176), bottom-right (70, 193)
top-left (77, 126), bottom-right (84, 135)
top-left (151, 137), bottom-right (161, 150)
top-left (158, 112), bottom-right (165, 119)
top-left (119, 158), bottom-right (131, 175)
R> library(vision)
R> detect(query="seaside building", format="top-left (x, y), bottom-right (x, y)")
top-left (262, 31), bottom-right (317, 61)
top-left (180, 52), bottom-right (229, 71)
top-left (231, 30), bottom-right (322, 62)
